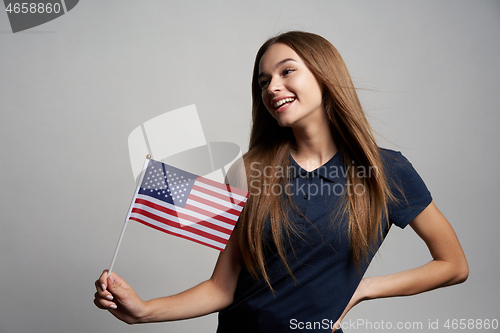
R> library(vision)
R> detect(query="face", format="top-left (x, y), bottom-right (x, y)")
top-left (258, 43), bottom-right (324, 129)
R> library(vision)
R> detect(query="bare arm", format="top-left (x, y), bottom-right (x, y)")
top-left (94, 230), bottom-right (242, 324)
top-left (333, 201), bottom-right (468, 330)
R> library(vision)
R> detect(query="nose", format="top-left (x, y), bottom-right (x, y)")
top-left (267, 76), bottom-right (282, 95)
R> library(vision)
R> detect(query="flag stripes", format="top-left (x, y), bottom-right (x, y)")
top-left (135, 195), bottom-right (237, 231)
top-left (191, 185), bottom-right (246, 207)
top-left (130, 206), bottom-right (229, 243)
top-left (195, 176), bottom-right (248, 198)
top-left (133, 196), bottom-right (234, 235)
top-left (187, 193), bottom-right (242, 217)
top-left (190, 184), bottom-right (246, 208)
top-left (129, 217), bottom-right (226, 251)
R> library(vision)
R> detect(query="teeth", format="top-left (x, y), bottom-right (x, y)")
top-left (274, 97), bottom-right (295, 108)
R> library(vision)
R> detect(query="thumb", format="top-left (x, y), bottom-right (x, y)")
top-left (106, 273), bottom-right (130, 300)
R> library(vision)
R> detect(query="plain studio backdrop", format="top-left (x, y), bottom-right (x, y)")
top-left (1, 1), bottom-right (499, 332)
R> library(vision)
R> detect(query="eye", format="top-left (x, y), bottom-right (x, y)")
top-left (282, 68), bottom-right (295, 76)
top-left (258, 79), bottom-right (270, 89)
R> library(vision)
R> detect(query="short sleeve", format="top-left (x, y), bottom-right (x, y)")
top-left (383, 150), bottom-right (433, 229)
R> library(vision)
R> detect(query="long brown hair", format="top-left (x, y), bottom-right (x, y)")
top-left (238, 31), bottom-right (394, 288)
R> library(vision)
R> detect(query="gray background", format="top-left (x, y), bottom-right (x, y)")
top-left (1, 1), bottom-right (499, 332)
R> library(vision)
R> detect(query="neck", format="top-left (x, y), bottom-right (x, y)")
top-left (291, 114), bottom-right (337, 172)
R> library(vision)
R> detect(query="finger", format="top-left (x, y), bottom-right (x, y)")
top-left (94, 296), bottom-right (107, 309)
top-left (94, 284), bottom-right (114, 300)
top-left (94, 277), bottom-right (115, 300)
top-left (95, 279), bottom-right (107, 293)
top-left (94, 292), bottom-right (114, 303)
top-left (99, 270), bottom-right (109, 291)
top-left (93, 294), bottom-right (117, 310)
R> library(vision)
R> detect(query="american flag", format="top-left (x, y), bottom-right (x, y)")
top-left (126, 159), bottom-right (249, 251)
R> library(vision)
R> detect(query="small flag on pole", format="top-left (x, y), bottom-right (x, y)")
top-left (125, 158), bottom-right (249, 251)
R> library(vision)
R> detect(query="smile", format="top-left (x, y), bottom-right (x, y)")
top-left (274, 97), bottom-right (295, 109)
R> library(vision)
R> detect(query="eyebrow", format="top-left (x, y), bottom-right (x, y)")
top-left (258, 58), bottom-right (297, 79)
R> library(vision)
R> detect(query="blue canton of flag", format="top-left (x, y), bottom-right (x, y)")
top-left (138, 160), bottom-right (197, 208)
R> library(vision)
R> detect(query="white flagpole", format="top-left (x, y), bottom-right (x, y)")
top-left (107, 219), bottom-right (128, 276)
top-left (108, 156), bottom-right (151, 275)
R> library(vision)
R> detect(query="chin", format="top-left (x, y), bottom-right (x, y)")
top-left (277, 116), bottom-right (305, 129)
top-left (275, 119), bottom-right (294, 128)
top-left (272, 114), bottom-right (294, 127)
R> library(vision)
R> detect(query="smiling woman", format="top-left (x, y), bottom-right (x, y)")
top-left (258, 44), bottom-right (325, 129)
top-left (94, 31), bottom-right (468, 333)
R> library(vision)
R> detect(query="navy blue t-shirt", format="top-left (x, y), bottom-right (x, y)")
top-left (217, 149), bottom-right (432, 332)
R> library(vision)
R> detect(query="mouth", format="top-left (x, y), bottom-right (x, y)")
top-left (273, 97), bottom-right (296, 111)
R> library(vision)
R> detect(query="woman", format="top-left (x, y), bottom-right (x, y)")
top-left (94, 31), bottom-right (468, 332)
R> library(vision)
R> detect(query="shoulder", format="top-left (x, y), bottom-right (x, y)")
top-left (378, 148), bottom-right (416, 178)
top-left (378, 147), bottom-right (406, 166)
top-left (378, 147), bottom-right (431, 200)
top-left (378, 148), bottom-right (433, 227)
